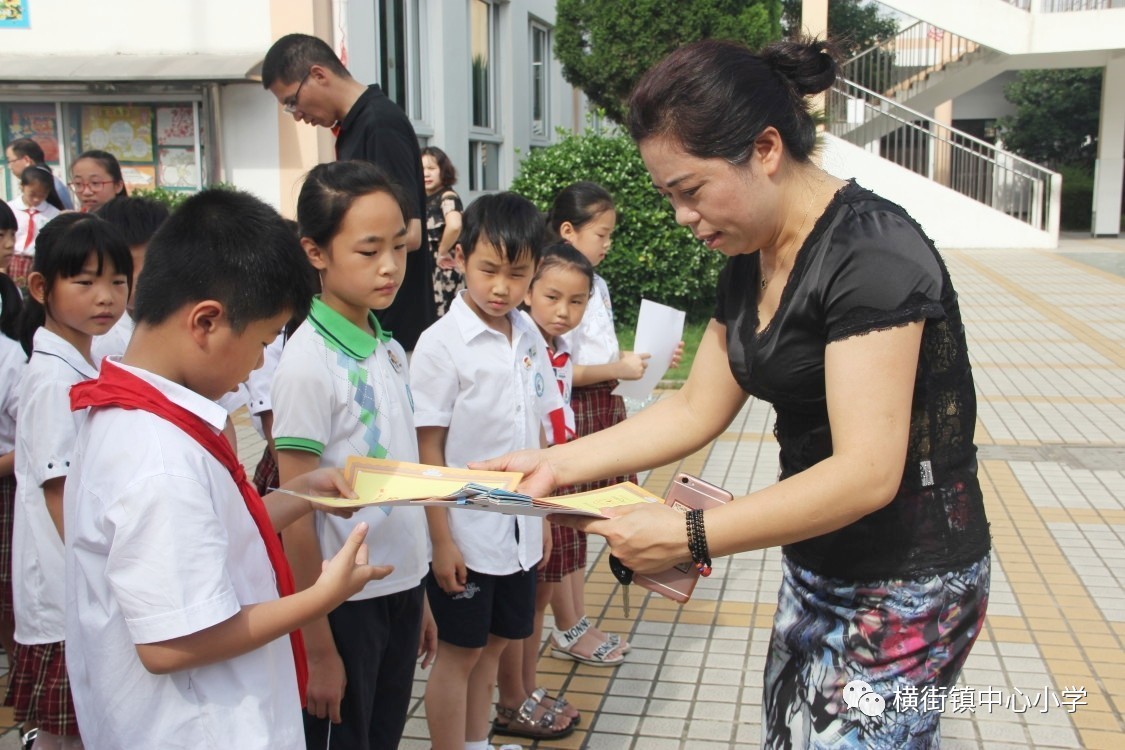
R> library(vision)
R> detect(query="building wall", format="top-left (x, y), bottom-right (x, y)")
top-left (0, 0), bottom-right (273, 54)
top-left (344, 0), bottom-right (582, 204)
top-left (1, 0), bottom-right (581, 212)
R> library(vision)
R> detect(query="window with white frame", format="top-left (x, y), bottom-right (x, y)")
top-left (530, 21), bottom-right (550, 140)
top-left (377, 0), bottom-right (426, 123)
top-left (469, 0), bottom-right (500, 191)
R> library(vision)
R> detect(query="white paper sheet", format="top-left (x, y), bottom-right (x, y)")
top-left (611, 299), bottom-right (685, 401)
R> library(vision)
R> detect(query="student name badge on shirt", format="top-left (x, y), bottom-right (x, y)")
top-left (612, 299), bottom-right (685, 401)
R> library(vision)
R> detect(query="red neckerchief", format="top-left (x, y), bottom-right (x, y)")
top-left (546, 347), bottom-right (575, 444)
top-left (70, 361), bottom-right (308, 705)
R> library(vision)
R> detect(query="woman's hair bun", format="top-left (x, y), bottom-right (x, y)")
top-left (761, 38), bottom-right (840, 97)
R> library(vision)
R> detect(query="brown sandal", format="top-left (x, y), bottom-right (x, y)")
top-left (492, 688), bottom-right (576, 740)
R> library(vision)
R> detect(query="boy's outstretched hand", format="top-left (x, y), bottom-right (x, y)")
top-left (301, 467), bottom-right (360, 519)
top-left (316, 522), bottom-right (394, 603)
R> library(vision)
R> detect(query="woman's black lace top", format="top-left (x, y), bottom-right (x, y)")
top-left (714, 181), bottom-right (990, 580)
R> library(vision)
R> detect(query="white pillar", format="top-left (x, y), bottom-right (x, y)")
top-left (1092, 54), bottom-right (1125, 236)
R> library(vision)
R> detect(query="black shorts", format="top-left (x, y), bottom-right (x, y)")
top-left (426, 565), bottom-right (537, 649)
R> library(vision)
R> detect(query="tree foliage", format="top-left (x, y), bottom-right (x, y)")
top-left (782, 0), bottom-right (898, 58)
top-left (510, 127), bottom-right (726, 327)
top-left (997, 68), bottom-right (1102, 169)
top-left (780, 0), bottom-right (898, 92)
top-left (554, 0), bottom-right (781, 124)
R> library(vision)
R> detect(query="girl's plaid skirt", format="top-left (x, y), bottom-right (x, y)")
top-left (540, 524), bottom-right (586, 582)
top-left (7, 254), bottom-right (33, 295)
top-left (557, 381), bottom-right (637, 494)
top-left (543, 382), bottom-right (638, 581)
top-left (0, 474), bottom-right (15, 621)
top-left (4, 641), bottom-right (80, 736)
top-left (252, 445), bottom-right (279, 498)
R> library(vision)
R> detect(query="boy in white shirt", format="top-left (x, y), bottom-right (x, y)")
top-left (272, 161), bottom-right (435, 750)
top-left (63, 188), bottom-right (389, 750)
top-left (411, 192), bottom-right (573, 750)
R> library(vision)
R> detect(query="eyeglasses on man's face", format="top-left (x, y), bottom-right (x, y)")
top-left (282, 69), bottom-right (313, 114)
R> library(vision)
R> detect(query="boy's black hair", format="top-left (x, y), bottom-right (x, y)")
top-left (532, 241), bottom-right (596, 293)
top-left (262, 33), bottom-right (351, 88)
top-left (0, 273), bottom-right (22, 343)
top-left (133, 188), bottom-right (313, 332)
top-left (0, 200), bottom-right (15, 232)
top-left (7, 138), bottom-right (45, 164)
top-left (19, 214), bottom-right (134, 357)
top-left (94, 196), bottom-right (171, 247)
top-left (20, 165), bottom-right (65, 211)
top-left (297, 160), bottom-right (410, 247)
top-left (459, 192), bottom-right (546, 265)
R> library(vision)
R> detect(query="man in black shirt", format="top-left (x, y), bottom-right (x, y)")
top-left (263, 33), bottom-right (435, 351)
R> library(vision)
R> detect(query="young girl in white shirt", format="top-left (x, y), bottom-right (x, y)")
top-left (543, 181), bottom-right (646, 665)
top-left (8, 213), bottom-right (131, 750)
top-left (0, 272), bottom-right (25, 661)
top-left (495, 242), bottom-right (596, 739)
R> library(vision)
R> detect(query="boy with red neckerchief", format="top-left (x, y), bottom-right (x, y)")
top-left (63, 188), bottom-right (389, 749)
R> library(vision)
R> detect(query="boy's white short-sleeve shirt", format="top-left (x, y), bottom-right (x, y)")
top-left (410, 292), bottom-right (553, 575)
top-left (90, 310), bottom-right (134, 365)
top-left (246, 333), bottom-right (284, 437)
top-left (64, 360), bottom-right (303, 749)
top-left (563, 274), bottom-right (619, 367)
top-left (0, 335), bottom-right (26, 453)
top-left (13, 327), bottom-right (97, 644)
top-left (272, 299), bottom-right (427, 598)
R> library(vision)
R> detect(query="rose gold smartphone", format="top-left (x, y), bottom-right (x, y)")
top-left (633, 473), bottom-right (733, 603)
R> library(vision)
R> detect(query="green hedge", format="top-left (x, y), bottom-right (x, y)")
top-left (1057, 164), bottom-right (1093, 232)
top-left (510, 129), bottom-right (725, 328)
top-left (131, 183), bottom-right (235, 212)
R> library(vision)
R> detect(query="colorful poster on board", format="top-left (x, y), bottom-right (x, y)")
top-left (120, 164), bottom-right (156, 193)
top-left (157, 148), bottom-right (198, 188)
top-left (80, 105), bottom-right (153, 162)
top-left (156, 106), bottom-right (195, 146)
top-left (0, 0), bottom-right (30, 29)
top-left (6, 104), bottom-right (58, 161)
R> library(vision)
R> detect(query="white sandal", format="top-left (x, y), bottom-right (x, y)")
top-left (550, 617), bottom-right (625, 666)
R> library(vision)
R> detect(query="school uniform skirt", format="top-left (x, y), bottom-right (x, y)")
top-left (252, 445), bottom-right (279, 498)
top-left (543, 382), bottom-right (637, 581)
top-left (4, 641), bottom-right (80, 736)
top-left (7, 255), bottom-right (33, 294)
top-left (762, 553), bottom-right (990, 749)
top-left (0, 474), bottom-right (15, 623)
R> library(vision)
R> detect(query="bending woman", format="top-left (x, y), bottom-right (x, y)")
top-left (478, 38), bottom-right (990, 749)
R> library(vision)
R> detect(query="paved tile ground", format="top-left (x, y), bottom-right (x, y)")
top-left (1, 236), bottom-right (1122, 748)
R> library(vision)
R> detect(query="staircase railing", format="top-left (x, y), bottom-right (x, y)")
top-left (843, 20), bottom-right (985, 100)
top-left (825, 78), bottom-right (1061, 235)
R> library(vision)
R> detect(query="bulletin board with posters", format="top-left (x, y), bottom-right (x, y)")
top-left (68, 102), bottom-right (203, 194)
top-left (1, 102), bottom-right (62, 201)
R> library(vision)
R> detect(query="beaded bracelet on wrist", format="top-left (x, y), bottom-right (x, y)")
top-left (685, 508), bottom-right (712, 577)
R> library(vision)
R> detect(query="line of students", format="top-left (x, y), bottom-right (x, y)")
top-left (0, 160), bottom-right (650, 749)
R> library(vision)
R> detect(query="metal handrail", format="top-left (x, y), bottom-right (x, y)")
top-left (842, 19), bottom-right (986, 100)
top-left (1039, 0), bottom-right (1124, 10)
top-left (826, 78), bottom-right (1061, 234)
